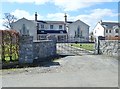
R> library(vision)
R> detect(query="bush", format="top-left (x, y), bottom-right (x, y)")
top-left (0, 30), bottom-right (19, 62)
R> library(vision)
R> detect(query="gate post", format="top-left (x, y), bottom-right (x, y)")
top-left (94, 36), bottom-right (105, 54)
top-left (94, 37), bottom-right (99, 54)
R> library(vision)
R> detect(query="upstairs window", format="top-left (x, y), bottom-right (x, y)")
top-left (41, 25), bottom-right (44, 28)
top-left (115, 29), bottom-right (119, 33)
top-left (50, 25), bottom-right (53, 29)
top-left (59, 25), bottom-right (62, 29)
top-left (74, 31), bottom-right (77, 37)
top-left (80, 31), bottom-right (83, 37)
top-left (77, 26), bottom-right (80, 37)
top-left (109, 30), bottom-right (111, 33)
top-left (106, 29), bottom-right (108, 33)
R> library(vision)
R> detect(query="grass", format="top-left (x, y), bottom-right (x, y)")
top-left (71, 43), bottom-right (94, 51)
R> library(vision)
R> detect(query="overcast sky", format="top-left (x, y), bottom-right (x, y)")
top-left (0, 0), bottom-right (119, 32)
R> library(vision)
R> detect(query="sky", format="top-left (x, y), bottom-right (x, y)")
top-left (0, 0), bottom-right (119, 32)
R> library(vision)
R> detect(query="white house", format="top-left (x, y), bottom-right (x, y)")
top-left (67, 20), bottom-right (89, 42)
top-left (11, 12), bottom-right (90, 42)
top-left (11, 18), bottom-right (37, 40)
top-left (93, 20), bottom-right (119, 39)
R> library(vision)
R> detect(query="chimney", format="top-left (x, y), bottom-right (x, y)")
top-left (64, 13), bottom-right (67, 23)
top-left (35, 12), bottom-right (37, 21)
top-left (99, 20), bottom-right (102, 24)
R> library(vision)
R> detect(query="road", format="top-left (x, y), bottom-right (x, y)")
top-left (2, 54), bottom-right (118, 87)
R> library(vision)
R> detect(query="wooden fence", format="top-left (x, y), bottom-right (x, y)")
top-left (105, 36), bottom-right (120, 40)
top-left (0, 30), bottom-right (19, 62)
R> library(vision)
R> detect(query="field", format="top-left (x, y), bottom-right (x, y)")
top-left (71, 43), bottom-right (94, 51)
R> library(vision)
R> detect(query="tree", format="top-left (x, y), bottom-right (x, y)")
top-left (3, 13), bottom-right (17, 29)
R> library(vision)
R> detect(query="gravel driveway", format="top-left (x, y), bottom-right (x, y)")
top-left (2, 54), bottom-right (118, 87)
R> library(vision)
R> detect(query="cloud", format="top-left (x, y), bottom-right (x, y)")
top-left (2, 0), bottom-right (119, 11)
top-left (2, 0), bottom-right (50, 5)
top-left (70, 8), bottom-right (118, 32)
top-left (52, 0), bottom-right (119, 11)
top-left (2, 8), bottom-right (117, 31)
top-left (46, 13), bottom-right (65, 21)
top-left (43, 8), bottom-right (117, 32)
top-left (11, 9), bottom-right (43, 20)
top-left (52, 0), bottom-right (97, 11)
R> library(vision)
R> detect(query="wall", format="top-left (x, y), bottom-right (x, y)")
top-left (19, 36), bottom-right (34, 63)
top-left (99, 40), bottom-right (119, 58)
top-left (19, 35), bottom-right (56, 63)
top-left (33, 40), bottom-right (56, 61)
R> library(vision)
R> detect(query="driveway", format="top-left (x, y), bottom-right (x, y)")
top-left (2, 54), bottom-right (118, 87)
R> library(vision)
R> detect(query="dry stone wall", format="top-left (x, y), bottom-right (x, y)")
top-left (99, 40), bottom-right (119, 58)
top-left (33, 40), bottom-right (56, 61)
top-left (19, 36), bottom-right (34, 63)
top-left (19, 35), bottom-right (56, 63)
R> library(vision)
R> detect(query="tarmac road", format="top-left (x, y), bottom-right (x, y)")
top-left (2, 54), bottom-right (118, 87)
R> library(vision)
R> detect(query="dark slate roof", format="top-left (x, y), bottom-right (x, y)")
top-left (37, 30), bottom-right (67, 34)
top-left (36, 20), bottom-right (73, 24)
top-left (67, 21), bottom-right (73, 23)
top-left (37, 20), bottom-right (47, 23)
top-left (36, 20), bottom-right (65, 24)
top-left (46, 21), bottom-right (65, 24)
top-left (101, 22), bottom-right (119, 28)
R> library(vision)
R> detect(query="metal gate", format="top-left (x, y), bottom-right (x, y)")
top-left (56, 37), bottom-right (94, 56)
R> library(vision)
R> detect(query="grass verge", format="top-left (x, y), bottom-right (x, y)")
top-left (71, 43), bottom-right (94, 51)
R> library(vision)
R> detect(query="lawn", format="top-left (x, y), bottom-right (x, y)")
top-left (71, 43), bottom-right (94, 51)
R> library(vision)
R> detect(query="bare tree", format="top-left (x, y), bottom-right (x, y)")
top-left (3, 13), bottom-right (17, 29)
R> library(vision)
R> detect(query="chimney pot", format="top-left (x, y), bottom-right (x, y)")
top-left (35, 12), bottom-right (37, 21)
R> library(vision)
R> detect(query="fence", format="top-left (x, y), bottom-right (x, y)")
top-left (105, 36), bottom-right (120, 40)
top-left (0, 30), bottom-right (19, 62)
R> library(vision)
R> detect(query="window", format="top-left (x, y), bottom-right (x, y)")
top-left (50, 25), bottom-right (53, 29)
top-left (59, 25), bottom-right (62, 29)
top-left (41, 25), bottom-right (44, 28)
top-left (109, 30), bottom-right (111, 33)
top-left (106, 29), bottom-right (108, 33)
top-left (22, 24), bottom-right (26, 34)
top-left (115, 29), bottom-right (119, 33)
top-left (77, 26), bottom-right (81, 37)
top-left (74, 31), bottom-right (77, 37)
top-left (80, 31), bottom-right (83, 37)
top-left (27, 30), bottom-right (29, 35)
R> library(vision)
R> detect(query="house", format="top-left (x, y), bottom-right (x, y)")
top-left (11, 18), bottom-right (37, 40)
top-left (11, 12), bottom-right (89, 42)
top-left (93, 20), bottom-right (119, 40)
top-left (67, 20), bottom-right (89, 42)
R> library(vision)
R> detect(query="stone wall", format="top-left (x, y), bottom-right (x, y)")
top-left (19, 36), bottom-right (34, 63)
top-left (33, 40), bottom-right (56, 61)
top-left (99, 40), bottom-right (119, 57)
top-left (19, 35), bottom-right (56, 63)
